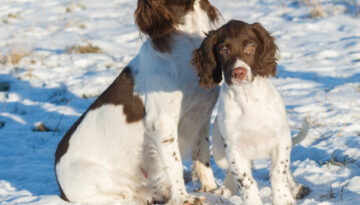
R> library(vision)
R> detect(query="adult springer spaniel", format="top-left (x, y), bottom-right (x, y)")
top-left (55, 0), bottom-right (220, 204)
top-left (192, 20), bottom-right (310, 205)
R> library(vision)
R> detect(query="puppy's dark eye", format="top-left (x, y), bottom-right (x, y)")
top-left (219, 46), bottom-right (230, 56)
top-left (244, 43), bottom-right (256, 55)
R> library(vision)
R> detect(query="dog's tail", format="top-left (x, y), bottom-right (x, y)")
top-left (292, 118), bottom-right (310, 146)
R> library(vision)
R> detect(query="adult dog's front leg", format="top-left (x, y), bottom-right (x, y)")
top-left (225, 142), bottom-right (263, 205)
top-left (148, 116), bottom-right (204, 205)
top-left (151, 119), bottom-right (186, 204)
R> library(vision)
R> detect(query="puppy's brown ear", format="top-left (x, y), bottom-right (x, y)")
top-left (134, 0), bottom-right (176, 53)
top-left (192, 31), bottom-right (222, 90)
top-left (251, 23), bottom-right (278, 77)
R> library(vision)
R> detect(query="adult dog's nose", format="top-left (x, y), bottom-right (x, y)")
top-left (232, 67), bottom-right (247, 80)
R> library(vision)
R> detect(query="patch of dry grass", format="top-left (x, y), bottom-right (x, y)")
top-left (33, 122), bottom-right (51, 132)
top-left (65, 3), bottom-right (86, 13)
top-left (301, 0), bottom-right (360, 17)
top-left (2, 12), bottom-right (21, 24)
top-left (81, 93), bottom-right (101, 99)
top-left (0, 48), bottom-right (31, 65)
top-left (78, 24), bottom-right (86, 29)
top-left (302, 0), bottom-right (327, 18)
top-left (67, 44), bottom-right (102, 54)
top-left (7, 13), bottom-right (21, 19)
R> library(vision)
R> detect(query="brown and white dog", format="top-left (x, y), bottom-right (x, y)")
top-left (192, 20), bottom-right (310, 205)
top-left (54, 0), bottom-right (221, 204)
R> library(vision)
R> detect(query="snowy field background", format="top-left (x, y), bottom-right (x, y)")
top-left (0, 0), bottom-right (360, 204)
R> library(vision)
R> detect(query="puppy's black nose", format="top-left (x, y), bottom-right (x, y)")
top-left (232, 67), bottom-right (247, 80)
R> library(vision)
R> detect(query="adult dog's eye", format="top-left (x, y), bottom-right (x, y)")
top-left (219, 46), bottom-right (230, 56)
top-left (244, 43), bottom-right (256, 55)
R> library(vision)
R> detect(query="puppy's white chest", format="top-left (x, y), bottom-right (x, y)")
top-left (218, 78), bottom-right (286, 159)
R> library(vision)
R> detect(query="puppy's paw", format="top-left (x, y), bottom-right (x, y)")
top-left (294, 185), bottom-right (311, 199)
top-left (213, 186), bottom-right (232, 197)
top-left (273, 191), bottom-right (296, 205)
top-left (194, 184), bottom-right (217, 193)
top-left (273, 198), bottom-right (295, 205)
top-left (167, 195), bottom-right (206, 205)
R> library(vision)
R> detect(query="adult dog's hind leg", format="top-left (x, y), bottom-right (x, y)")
top-left (56, 159), bottom-right (149, 203)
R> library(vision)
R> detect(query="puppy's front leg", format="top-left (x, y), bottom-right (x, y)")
top-left (270, 143), bottom-right (296, 205)
top-left (225, 141), bottom-right (263, 205)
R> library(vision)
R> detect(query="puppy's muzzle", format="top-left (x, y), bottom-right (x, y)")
top-left (232, 67), bottom-right (247, 81)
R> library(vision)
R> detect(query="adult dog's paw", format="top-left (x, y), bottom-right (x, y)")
top-left (183, 196), bottom-right (206, 205)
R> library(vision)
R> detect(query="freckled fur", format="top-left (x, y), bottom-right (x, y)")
top-left (192, 20), bottom-right (310, 205)
top-left (55, 1), bottom-right (220, 204)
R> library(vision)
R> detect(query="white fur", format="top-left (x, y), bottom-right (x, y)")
top-left (178, 0), bottom-right (216, 37)
top-left (212, 59), bottom-right (305, 205)
top-left (55, 3), bottom-right (219, 205)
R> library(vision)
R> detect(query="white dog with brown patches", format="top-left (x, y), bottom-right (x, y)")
top-left (55, 1), bottom-right (221, 204)
top-left (192, 20), bottom-right (310, 205)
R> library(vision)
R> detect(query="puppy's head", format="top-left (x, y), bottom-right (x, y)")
top-left (192, 20), bottom-right (278, 89)
top-left (135, 0), bottom-right (219, 53)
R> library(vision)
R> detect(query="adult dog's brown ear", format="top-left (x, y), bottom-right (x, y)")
top-left (199, 0), bottom-right (220, 23)
top-left (192, 31), bottom-right (222, 90)
top-left (251, 23), bottom-right (278, 77)
top-left (134, 0), bottom-right (176, 53)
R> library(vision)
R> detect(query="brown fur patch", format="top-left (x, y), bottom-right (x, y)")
top-left (162, 137), bottom-right (175, 144)
top-left (164, 0), bottom-right (196, 24)
top-left (199, 0), bottom-right (219, 23)
top-left (90, 66), bottom-right (145, 123)
top-left (135, 0), bottom-right (219, 53)
top-left (192, 30), bottom-right (222, 90)
top-left (134, 0), bottom-right (177, 53)
top-left (250, 22), bottom-right (277, 77)
top-left (192, 20), bottom-right (278, 88)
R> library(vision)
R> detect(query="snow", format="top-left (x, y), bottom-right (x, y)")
top-left (0, 0), bottom-right (360, 204)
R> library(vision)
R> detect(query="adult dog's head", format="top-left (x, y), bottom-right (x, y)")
top-left (135, 0), bottom-right (219, 53)
top-left (192, 20), bottom-right (278, 89)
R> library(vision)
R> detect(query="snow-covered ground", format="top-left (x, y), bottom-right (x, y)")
top-left (0, 0), bottom-right (359, 204)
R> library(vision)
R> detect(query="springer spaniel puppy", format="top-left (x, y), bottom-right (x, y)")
top-left (55, 0), bottom-right (220, 204)
top-left (192, 20), bottom-right (310, 205)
